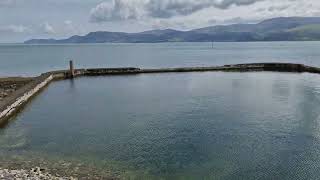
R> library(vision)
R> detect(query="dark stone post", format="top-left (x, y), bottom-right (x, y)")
top-left (69, 60), bottom-right (74, 78)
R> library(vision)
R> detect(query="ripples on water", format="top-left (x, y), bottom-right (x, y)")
top-left (0, 72), bottom-right (320, 179)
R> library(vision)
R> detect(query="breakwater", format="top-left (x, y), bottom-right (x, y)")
top-left (69, 63), bottom-right (320, 77)
top-left (0, 62), bottom-right (320, 125)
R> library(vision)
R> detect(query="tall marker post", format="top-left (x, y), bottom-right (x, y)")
top-left (69, 60), bottom-right (74, 78)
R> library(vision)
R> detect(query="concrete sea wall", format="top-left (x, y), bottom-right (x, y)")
top-left (0, 74), bottom-right (53, 125)
top-left (78, 63), bottom-right (320, 76)
top-left (1, 63), bottom-right (320, 125)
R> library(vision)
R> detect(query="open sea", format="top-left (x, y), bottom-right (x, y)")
top-left (1, 42), bottom-right (320, 76)
top-left (1, 42), bottom-right (320, 179)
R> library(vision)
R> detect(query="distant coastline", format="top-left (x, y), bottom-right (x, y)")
top-left (25, 17), bottom-right (320, 44)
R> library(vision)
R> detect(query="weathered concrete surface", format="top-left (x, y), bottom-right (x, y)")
top-left (1, 63), bottom-right (320, 125)
top-left (0, 70), bottom-right (75, 125)
top-left (0, 74), bottom-right (53, 125)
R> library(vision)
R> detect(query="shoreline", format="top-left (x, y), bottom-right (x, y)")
top-left (0, 151), bottom-right (121, 179)
top-left (1, 62), bottom-right (320, 125)
top-left (0, 167), bottom-right (75, 180)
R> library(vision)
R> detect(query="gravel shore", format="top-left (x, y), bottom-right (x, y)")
top-left (0, 167), bottom-right (76, 180)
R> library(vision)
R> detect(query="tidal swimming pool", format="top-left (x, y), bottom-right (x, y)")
top-left (1, 72), bottom-right (320, 179)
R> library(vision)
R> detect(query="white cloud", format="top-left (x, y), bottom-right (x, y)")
top-left (64, 20), bottom-right (72, 26)
top-left (63, 20), bottom-right (81, 34)
top-left (42, 22), bottom-right (55, 34)
top-left (90, 0), bottom-right (265, 22)
top-left (90, 0), bottom-right (148, 22)
top-left (0, 24), bottom-right (30, 33)
top-left (92, 0), bottom-right (320, 32)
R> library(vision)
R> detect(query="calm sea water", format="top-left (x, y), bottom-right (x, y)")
top-left (1, 42), bottom-right (320, 179)
top-left (1, 42), bottom-right (320, 76)
top-left (1, 72), bottom-right (320, 179)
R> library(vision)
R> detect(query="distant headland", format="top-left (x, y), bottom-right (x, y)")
top-left (25, 17), bottom-right (320, 44)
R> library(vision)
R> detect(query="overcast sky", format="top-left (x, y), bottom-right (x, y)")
top-left (1, 0), bottom-right (320, 42)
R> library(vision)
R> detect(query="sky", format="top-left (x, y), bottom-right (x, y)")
top-left (1, 0), bottom-right (320, 42)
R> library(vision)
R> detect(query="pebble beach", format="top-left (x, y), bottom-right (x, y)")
top-left (0, 167), bottom-right (75, 180)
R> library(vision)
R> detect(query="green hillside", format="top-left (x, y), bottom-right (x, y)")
top-left (287, 24), bottom-right (320, 40)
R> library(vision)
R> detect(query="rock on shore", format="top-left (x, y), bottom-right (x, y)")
top-left (0, 167), bottom-right (76, 180)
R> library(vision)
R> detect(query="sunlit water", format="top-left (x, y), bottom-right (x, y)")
top-left (1, 72), bottom-right (320, 179)
top-left (1, 42), bottom-right (320, 76)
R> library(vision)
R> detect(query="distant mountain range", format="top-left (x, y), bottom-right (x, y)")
top-left (25, 17), bottom-right (320, 44)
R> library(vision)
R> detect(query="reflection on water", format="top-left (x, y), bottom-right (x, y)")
top-left (1, 72), bottom-right (320, 179)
